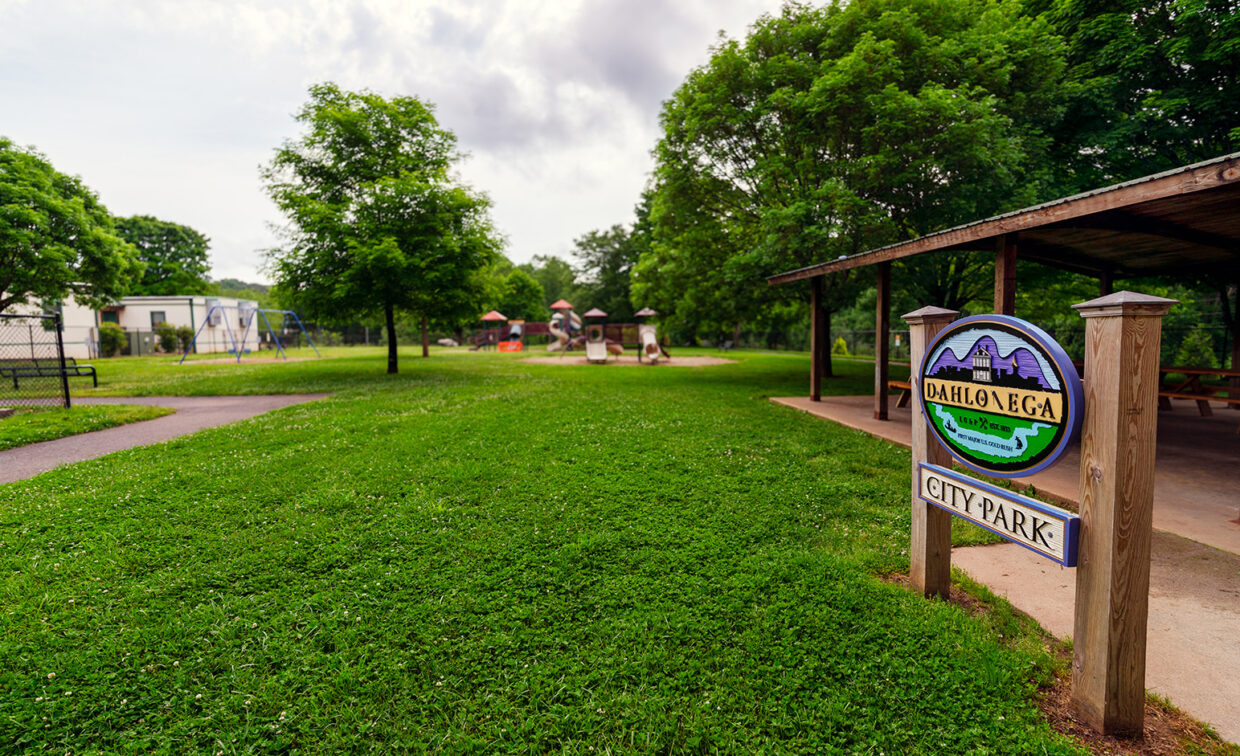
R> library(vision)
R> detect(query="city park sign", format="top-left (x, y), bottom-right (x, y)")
top-left (920, 314), bottom-right (1083, 478)
top-left (915, 314), bottom-right (1083, 565)
top-left (903, 293), bottom-right (1177, 737)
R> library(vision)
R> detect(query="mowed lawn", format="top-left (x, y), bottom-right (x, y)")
top-left (1, 349), bottom-right (1085, 753)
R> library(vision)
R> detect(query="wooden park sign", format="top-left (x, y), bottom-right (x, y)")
top-left (904, 292), bottom-right (1176, 738)
top-left (915, 314), bottom-right (1083, 566)
top-left (920, 315), bottom-right (1084, 478)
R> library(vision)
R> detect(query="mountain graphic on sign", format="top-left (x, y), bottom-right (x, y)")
top-left (927, 335), bottom-right (1053, 390)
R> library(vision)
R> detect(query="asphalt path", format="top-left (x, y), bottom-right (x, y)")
top-left (0, 395), bottom-right (329, 485)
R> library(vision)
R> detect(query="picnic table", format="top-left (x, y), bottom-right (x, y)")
top-left (1158, 366), bottom-right (1240, 418)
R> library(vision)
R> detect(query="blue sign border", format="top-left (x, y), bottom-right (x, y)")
top-left (918, 463), bottom-right (1080, 567)
top-left (918, 313), bottom-right (1084, 478)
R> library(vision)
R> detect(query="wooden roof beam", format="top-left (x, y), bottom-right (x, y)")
top-left (1047, 210), bottom-right (1238, 252)
top-left (768, 152), bottom-right (1240, 284)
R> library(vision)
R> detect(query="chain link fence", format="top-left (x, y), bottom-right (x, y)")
top-left (0, 313), bottom-right (72, 409)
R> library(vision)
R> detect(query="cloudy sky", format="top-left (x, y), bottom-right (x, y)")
top-left (1, 0), bottom-right (786, 283)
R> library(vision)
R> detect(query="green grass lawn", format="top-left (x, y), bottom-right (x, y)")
top-left (0, 404), bottom-right (174, 451)
top-left (1, 348), bottom-right (1101, 752)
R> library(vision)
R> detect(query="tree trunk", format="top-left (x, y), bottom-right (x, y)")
top-left (823, 308), bottom-right (834, 377)
top-left (732, 321), bottom-right (743, 346)
top-left (385, 302), bottom-right (398, 374)
top-left (421, 316), bottom-right (429, 358)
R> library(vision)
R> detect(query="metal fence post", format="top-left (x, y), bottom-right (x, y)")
top-left (54, 313), bottom-right (71, 408)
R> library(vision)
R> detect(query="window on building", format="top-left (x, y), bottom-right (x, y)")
top-left (150, 311), bottom-right (166, 329)
top-left (101, 311), bottom-right (119, 324)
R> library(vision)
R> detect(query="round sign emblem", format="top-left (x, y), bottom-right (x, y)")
top-left (919, 314), bottom-right (1083, 478)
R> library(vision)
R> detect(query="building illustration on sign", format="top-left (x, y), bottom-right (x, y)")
top-left (919, 316), bottom-right (1083, 478)
top-left (971, 347), bottom-right (992, 382)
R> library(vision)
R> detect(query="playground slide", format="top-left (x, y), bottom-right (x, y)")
top-left (585, 340), bottom-right (609, 363)
top-left (639, 324), bottom-right (663, 363)
top-left (546, 311), bottom-right (582, 352)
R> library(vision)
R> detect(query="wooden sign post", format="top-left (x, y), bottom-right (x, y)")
top-left (905, 291), bottom-right (1175, 739)
top-left (904, 306), bottom-right (959, 599)
top-left (1070, 291), bottom-right (1176, 736)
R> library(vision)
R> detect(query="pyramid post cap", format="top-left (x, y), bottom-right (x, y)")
top-left (902, 306), bottom-right (959, 324)
top-left (1073, 290), bottom-right (1177, 318)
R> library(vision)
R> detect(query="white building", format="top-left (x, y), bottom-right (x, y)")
top-left (47, 295), bottom-right (261, 359)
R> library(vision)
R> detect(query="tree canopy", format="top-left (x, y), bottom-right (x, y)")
top-left (494, 267), bottom-right (546, 322)
top-left (0, 137), bottom-right (141, 314)
top-left (518, 255), bottom-right (581, 312)
top-left (114, 214), bottom-right (212, 295)
top-left (263, 83), bottom-right (501, 372)
top-left (637, 0), bottom-right (1070, 336)
top-left (1030, 0), bottom-right (1240, 192)
top-left (572, 224), bottom-right (642, 323)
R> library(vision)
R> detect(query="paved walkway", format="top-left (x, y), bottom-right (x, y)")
top-left (774, 394), bottom-right (1240, 744)
top-left (0, 395), bottom-right (329, 485)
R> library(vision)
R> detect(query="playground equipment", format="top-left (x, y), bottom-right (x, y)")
top-left (178, 305), bottom-right (319, 364)
top-left (471, 310), bottom-right (507, 351)
top-left (499, 320), bottom-right (525, 352)
top-left (635, 307), bottom-right (670, 363)
top-left (547, 299), bottom-right (582, 352)
top-left (583, 308), bottom-right (610, 363)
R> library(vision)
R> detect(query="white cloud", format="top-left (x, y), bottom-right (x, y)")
top-left (0, 0), bottom-right (785, 282)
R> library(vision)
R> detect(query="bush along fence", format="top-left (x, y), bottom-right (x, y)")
top-left (0, 312), bottom-right (78, 409)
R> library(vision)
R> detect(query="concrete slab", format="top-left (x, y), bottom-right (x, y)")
top-left (954, 536), bottom-right (1240, 744)
top-left (0, 395), bottom-right (329, 485)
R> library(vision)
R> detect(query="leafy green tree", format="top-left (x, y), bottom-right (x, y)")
top-left (518, 255), bottom-right (580, 312)
top-left (262, 84), bottom-right (501, 372)
top-left (210, 278), bottom-right (277, 309)
top-left (572, 225), bottom-right (640, 322)
top-left (0, 137), bottom-right (141, 314)
top-left (1175, 327), bottom-right (1218, 369)
top-left (641, 0), bottom-right (1069, 336)
top-left (113, 215), bottom-right (212, 295)
top-left (496, 268), bottom-right (545, 322)
top-left (1029, 0), bottom-right (1240, 192)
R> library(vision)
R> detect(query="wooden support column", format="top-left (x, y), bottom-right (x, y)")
top-left (1230, 280), bottom-right (1239, 413)
top-left (875, 261), bottom-right (891, 420)
top-left (1071, 291), bottom-right (1176, 736)
top-left (811, 276), bottom-right (826, 401)
top-left (903, 306), bottom-right (958, 599)
top-left (994, 234), bottom-right (1018, 315)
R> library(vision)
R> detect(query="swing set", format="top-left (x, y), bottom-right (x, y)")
top-left (178, 305), bottom-right (320, 364)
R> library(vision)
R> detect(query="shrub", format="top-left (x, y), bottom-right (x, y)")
top-left (98, 322), bottom-right (127, 357)
top-left (154, 323), bottom-right (178, 353)
top-left (176, 325), bottom-right (194, 354)
top-left (1174, 327), bottom-right (1217, 368)
top-left (832, 336), bottom-right (850, 357)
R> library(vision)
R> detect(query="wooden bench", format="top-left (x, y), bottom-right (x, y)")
top-left (889, 379), bottom-right (913, 408)
top-left (0, 357), bottom-right (97, 389)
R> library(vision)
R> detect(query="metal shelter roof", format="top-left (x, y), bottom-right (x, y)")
top-left (549, 299), bottom-right (574, 310)
top-left (582, 308), bottom-right (608, 318)
top-left (769, 152), bottom-right (1240, 285)
top-left (480, 310), bottom-right (507, 322)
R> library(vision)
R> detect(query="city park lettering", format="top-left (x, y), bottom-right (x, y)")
top-left (922, 377), bottom-right (1062, 423)
top-left (922, 471), bottom-right (1057, 552)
